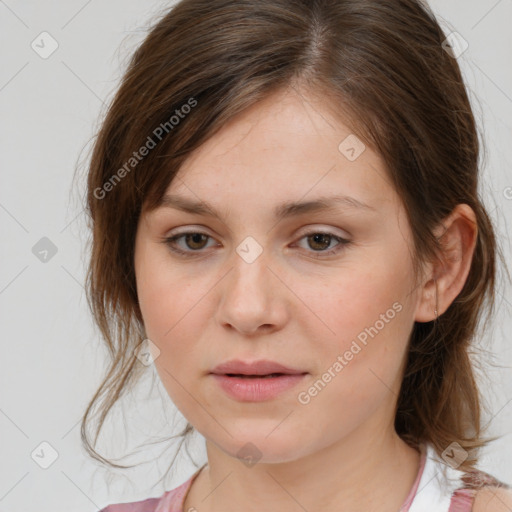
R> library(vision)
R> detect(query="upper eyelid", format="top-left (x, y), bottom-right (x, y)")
top-left (167, 224), bottom-right (349, 238)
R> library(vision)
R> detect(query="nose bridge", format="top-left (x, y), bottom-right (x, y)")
top-left (235, 235), bottom-right (265, 267)
top-left (217, 234), bottom-right (285, 333)
top-left (229, 234), bottom-right (271, 299)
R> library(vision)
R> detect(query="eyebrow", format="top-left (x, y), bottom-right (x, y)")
top-left (156, 193), bottom-right (375, 221)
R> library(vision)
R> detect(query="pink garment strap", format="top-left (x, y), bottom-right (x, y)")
top-left (448, 468), bottom-right (512, 512)
top-left (448, 488), bottom-right (475, 512)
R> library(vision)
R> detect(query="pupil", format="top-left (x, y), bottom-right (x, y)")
top-left (187, 233), bottom-right (207, 249)
top-left (310, 233), bottom-right (330, 250)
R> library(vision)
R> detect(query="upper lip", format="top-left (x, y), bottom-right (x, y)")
top-left (211, 359), bottom-right (307, 376)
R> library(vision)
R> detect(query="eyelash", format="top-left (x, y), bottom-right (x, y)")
top-left (161, 230), bottom-right (351, 258)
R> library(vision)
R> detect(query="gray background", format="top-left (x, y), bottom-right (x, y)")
top-left (0, 1), bottom-right (511, 511)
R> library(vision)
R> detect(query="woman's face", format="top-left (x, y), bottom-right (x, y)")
top-left (134, 86), bottom-right (425, 463)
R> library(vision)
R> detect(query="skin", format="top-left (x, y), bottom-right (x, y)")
top-left (134, 85), bottom-right (478, 512)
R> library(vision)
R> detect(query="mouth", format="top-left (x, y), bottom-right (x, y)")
top-left (209, 359), bottom-right (308, 401)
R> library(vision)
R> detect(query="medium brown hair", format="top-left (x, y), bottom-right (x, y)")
top-left (82, 0), bottom-right (503, 478)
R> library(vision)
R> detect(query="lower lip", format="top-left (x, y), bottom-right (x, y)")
top-left (211, 373), bottom-right (307, 402)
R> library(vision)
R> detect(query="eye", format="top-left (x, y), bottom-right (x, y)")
top-left (294, 231), bottom-right (350, 256)
top-left (162, 231), bottom-right (216, 255)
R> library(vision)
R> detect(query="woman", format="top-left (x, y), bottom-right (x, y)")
top-left (82, 1), bottom-right (512, 510)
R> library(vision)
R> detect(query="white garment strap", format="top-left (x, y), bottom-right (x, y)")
top-left (408, 444), bottom-right (465, 512)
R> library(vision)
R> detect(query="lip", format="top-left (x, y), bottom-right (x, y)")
top-left (211, 374), bottom-right (307, 401)
top-left (210, 359), bottom-right (308, 402)
top-left (211, 359), bottom-right (305, 376)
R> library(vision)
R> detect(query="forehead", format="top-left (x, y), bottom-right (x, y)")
top-left (160, 87), bottom-right (398, 218)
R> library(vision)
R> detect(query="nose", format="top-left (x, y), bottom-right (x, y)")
top-left (215, 245), bottom-right (289, 336)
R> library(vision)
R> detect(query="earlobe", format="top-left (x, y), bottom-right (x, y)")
top-left (414, 204), bottom-right (478, 323)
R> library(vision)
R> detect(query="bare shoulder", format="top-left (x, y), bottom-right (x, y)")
top-left (472, 486), bottom-right (512, 512)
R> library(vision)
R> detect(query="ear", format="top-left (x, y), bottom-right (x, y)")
top-left (415, 204), bottom-right (478, 322)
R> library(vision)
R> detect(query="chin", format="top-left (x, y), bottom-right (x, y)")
top-left (213, 427), bottom-right (309, 465)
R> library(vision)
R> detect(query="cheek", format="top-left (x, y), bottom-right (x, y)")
top-left (135, 242), bottom-right (200, 335)
top-left (290, 250), bottom-right (415, 393)
top-left (137, 272), bottom-right (211, 367)
top-left (134, 245), bottom-right (218, 378)
top-left (136, 261), bottom-right (212, 412)
top-left (298, 259), bottom-right (412, 343)
top-left (291, 270), bottom-right (412, 436)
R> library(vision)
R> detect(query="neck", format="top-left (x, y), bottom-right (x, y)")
top-left (184, 426), bottom-right (421, 512)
